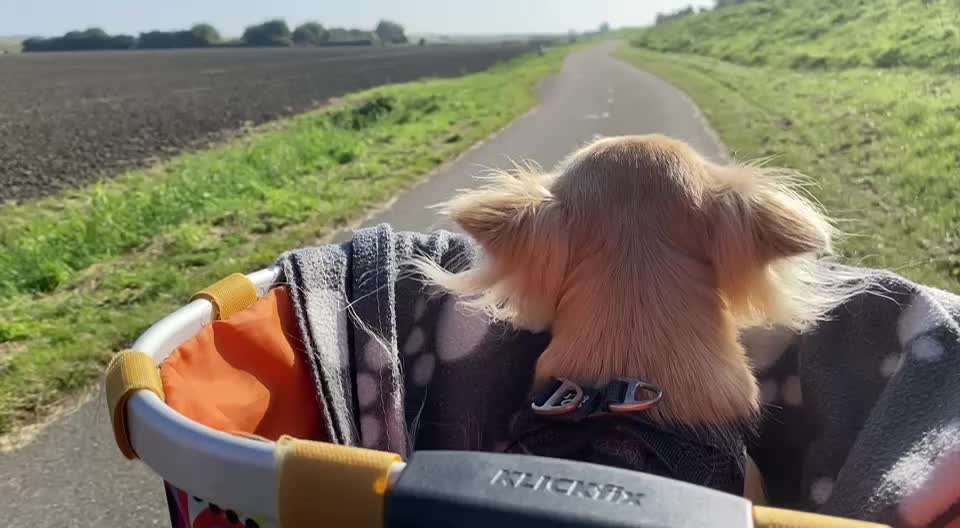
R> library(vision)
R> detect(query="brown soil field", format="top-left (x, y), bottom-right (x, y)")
top-left (0, 44), bottom-right (530, 203)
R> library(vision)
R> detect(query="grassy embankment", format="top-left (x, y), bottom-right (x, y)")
top-left (619, 0), bottom-right (959, 291)
top-left (0, 46), bottom-right (571, 434)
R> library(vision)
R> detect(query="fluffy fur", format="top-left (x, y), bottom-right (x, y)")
top-left (420, 134), bottom-right (859, 428)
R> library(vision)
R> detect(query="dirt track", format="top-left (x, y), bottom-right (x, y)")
top-left (0, 44), bottom-right (530, 203)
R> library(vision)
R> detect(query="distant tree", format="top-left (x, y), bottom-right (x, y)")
top-left (65, 27), bottom-right (109, 41)
top-left (190, 23), bottom-right (221, 45)
top-left (138, 24), bottom-right (220, 49)
top-left (568, 29), bottom-right (578, 43)
top-left (138, 31), bottom-right (177, 48)
top-left (375, 20), bottom-right (407, 44)
top-left (24, 24), bottom-right (223, 52)
top-left (21, 37), bottom-right (48, 51)
top-left (242, 19), bottom-right (292, 47)
top-left (599, 22), bottom-right (611, 33)
top-left (23, 27), bottom-right (135, 52)
top-left (293, 22), bottom-right (328, 45)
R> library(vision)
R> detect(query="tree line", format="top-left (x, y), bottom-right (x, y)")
top-left (23, 19), bottom-right (407, 52)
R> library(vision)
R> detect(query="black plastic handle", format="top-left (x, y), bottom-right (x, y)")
top-left (385, 451), bottom-right (752, 527)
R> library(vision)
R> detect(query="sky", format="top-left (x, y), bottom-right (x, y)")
top-left (0, 0), bottom-right (715, 38)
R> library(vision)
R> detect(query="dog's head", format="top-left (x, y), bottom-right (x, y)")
top-left (423, 134), bottom-right (846, 423)
top-left (440, 135), bottom-right (833, 330)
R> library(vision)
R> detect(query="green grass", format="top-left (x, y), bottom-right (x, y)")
top-left (623, 0), bottom-right (959, 289)
top-left (616, 46), bottom-right (959, 291)
top-left (631, 0), bottom-right (960, 73)
top-left (0, 46), bottom-right (572, 434)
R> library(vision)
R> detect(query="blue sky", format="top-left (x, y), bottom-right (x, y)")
top-left (0, 0), bottom-right (715, 38)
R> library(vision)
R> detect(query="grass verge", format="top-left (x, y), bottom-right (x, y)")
top-left (0, 45), bottom-right (572, 434)
top-left (617, 46), bottom-right (959, 291)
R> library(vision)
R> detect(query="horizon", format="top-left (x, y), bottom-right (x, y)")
top-left (1, 0), bottom-right (715, 39)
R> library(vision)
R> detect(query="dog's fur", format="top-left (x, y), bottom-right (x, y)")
top-left (420, 134), bottom-right (857, 430)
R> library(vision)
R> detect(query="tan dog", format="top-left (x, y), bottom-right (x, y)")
top-left (421, 134), bottom-right (858, 498)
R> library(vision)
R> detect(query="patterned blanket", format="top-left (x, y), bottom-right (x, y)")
top-left (276, 224), bottom-right (960, 527)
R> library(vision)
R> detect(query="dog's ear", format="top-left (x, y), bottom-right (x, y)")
top-left (444, 165), bottom-right (553, 255)
top-left (707, 165), bottom-right (831, 301)
top-left (434, 165), bottom-right (565, 331)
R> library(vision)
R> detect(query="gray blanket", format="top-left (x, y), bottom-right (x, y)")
top-left (276, 224), bottom-right (960, 527)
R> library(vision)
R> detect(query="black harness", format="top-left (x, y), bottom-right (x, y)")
top-left (504, 378), bottom-right (747, 496)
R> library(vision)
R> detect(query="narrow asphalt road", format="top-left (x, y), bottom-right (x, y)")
top-left (0, 42), bottom-right (726, 527)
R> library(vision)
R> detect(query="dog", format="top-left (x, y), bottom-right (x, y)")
top-left (420, 134), bottom-right (858, 500)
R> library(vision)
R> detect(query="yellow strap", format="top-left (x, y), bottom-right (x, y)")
top-left (277, 437), bottom-right (401, 528)
top-left (190, 273), bottom-right (258, 320)
top-left (754, 507), bottom-right (890, 528)
top-left (104, 350), bottom-right (165, 460)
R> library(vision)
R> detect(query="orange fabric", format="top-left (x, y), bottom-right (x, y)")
top-left (160, 287), bottom-right (327, 442)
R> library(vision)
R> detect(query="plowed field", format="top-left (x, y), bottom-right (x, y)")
top-left (0, 44), bottom-right (529, 203)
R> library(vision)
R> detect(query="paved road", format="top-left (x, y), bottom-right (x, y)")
top-left (0, 42), bottom-right (726, 527)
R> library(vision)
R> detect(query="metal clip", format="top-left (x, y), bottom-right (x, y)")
top-left (608, 378), bottom-right (663, 413)
top-left (531, 379), bottom-right (586, 416)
